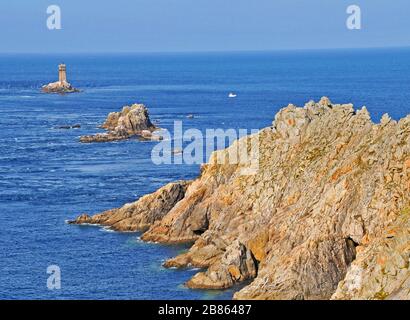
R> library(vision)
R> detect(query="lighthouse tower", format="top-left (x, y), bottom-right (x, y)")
top-left (58, 64), bottom-right (67, 84)
top-left (42, 64), bottom-right (79, 93)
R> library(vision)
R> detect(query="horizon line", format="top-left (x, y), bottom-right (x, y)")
top-left (1, 45), bottom-right (410, 55)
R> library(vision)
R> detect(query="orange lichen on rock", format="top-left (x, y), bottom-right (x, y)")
top-left (71, 98), bottom-right (410, 300)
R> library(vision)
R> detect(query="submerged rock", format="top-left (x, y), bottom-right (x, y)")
top-left (55, 124), bottom-right (81, 129)
top-left (79, 104), bottom-right (158, 143)
top-left (71, 97), bottom-right (410, 300)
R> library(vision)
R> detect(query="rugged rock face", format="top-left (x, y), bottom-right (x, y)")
top-left (71, 97), bottom-right (410, 300)
top-left (80, 104), bottom-right (159, 143)
top-left (68, 181), bottom-right (190, 232)
top-left (331, 211), bottom-right (410, 300)
top-left (42, 80), bottom-right (79, 94)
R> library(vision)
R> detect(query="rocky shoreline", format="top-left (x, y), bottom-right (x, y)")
top-left (79, 104), bottom-right (161, 143)
top-left (70, 97), bottom-right (410, 300)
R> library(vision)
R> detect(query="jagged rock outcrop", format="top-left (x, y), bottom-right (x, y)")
top-left (71, 97), bottom-right (410, 300)
top-left (42, 80), bottom-right (79, 94)
top-left (69, 181), bottom-right (189, 231)
top-left (80, 104), bottom-right (159, 143)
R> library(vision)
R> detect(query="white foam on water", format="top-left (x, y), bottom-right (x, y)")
top-left (100, 226), bottom-right (115, 233)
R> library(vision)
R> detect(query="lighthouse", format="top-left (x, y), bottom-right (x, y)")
top-left (58, 64), bottom-right (67, 83)
top-left (42, 64), bottom-right (79, 93)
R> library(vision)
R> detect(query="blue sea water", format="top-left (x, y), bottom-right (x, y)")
top-left (1, 48), bottom-right (410, 299)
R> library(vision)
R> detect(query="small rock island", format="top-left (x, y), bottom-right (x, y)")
top-left (42, 64), bottom-right (79, 94)
top-left (80, 103), bottom-right (160, 143)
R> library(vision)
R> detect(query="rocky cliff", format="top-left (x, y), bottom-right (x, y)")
top-left (70, 97), bottom-right (410, 300)
top-left (80, 104), bottom-right (159, 143)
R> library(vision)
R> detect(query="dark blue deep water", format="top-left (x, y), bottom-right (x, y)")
top-left (1, 49), bottom-right (410, 299)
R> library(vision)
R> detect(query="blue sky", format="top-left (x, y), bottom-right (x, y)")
top-left (1, 0), bottom-right (409, 53)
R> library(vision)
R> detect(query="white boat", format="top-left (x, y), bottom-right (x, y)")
top-left (228, 92), bottom-right (237, 98)
top-left (172, 148), bottom-right (184, 155)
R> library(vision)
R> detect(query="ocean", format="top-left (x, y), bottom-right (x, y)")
top-left (1, 48), bottom-right (410, 299)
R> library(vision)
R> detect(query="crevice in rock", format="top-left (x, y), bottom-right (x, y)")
top-left (193, 228), bottom-right (206, 236)
top-left (193, 212), bottom-right (210, 236)
top-left (345, 237), bottom-right (359, 262)
top-left (249, 251), bottom-right (259, 277)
